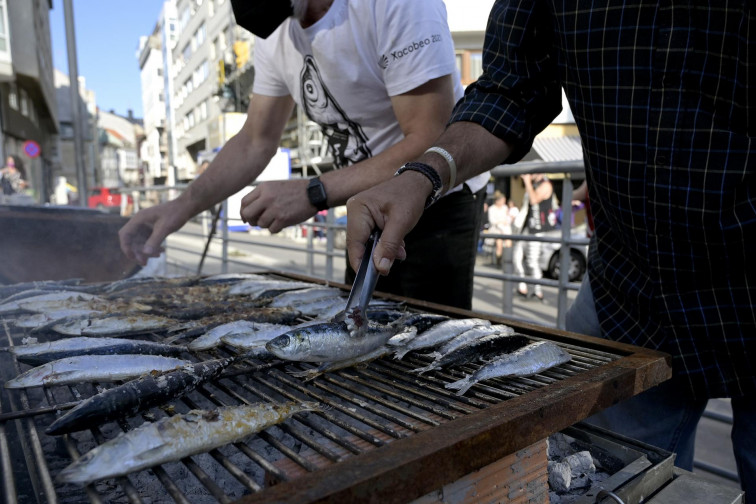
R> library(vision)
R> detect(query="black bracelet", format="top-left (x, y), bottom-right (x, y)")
top-left (394, 162), bottom-right (443, 208)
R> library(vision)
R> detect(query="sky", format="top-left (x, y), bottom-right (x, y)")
top-left (49, 0), bottom-right (164, 119)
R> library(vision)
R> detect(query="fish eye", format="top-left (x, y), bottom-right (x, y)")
top-left (276, 335), bottom-right (290, 347)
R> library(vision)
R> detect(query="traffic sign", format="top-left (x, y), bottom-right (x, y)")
top-left (23, 140), bottom-right (41, 158)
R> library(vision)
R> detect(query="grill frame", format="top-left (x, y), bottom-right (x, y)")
top-left (0, 271), bottom-right (672, 504)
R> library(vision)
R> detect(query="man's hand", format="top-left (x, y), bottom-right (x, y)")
top-left (346, 172), bottom-right (432, 276)
top-left (118, 200), bottom-right (190, 266)
top-left (239, 179), bottom-right (319, 233)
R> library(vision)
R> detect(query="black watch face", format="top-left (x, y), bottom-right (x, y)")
top-left (308, 180), bottom-right (327, 208)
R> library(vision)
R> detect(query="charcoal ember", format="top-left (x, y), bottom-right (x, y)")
top-left (565, 450), bottom-right (595, 476)
top-left (548, 460), bottom-right (572, 492)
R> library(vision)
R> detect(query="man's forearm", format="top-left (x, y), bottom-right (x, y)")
top-left (414, 121), bottom-right (513, 194)
top-left (179, 131), bottom-right (276, 217)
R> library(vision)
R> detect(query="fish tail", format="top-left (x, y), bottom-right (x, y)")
top-left (393, 348), bottom-right (409, 360)
top-left (445, 375), bottom-right (473, 396)
top-left (410, 363), bottom-right (435, 375)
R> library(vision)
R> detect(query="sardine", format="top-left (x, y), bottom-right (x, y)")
top-left (219, 322), bottom-right (292, 350)
top-left (445, 341), bottom-right (572, 396)
top-left (266, 321), bottom-right (399, 362)
top-left (189, 321), bottom-right (287, 351)
top-left (267, 287), bottom-right (343, 308)
top-left (393, 318), bottom-right (491, 360)
top-left (226, 279), bottom-right (313, 297)
top-left (289, 326), bottom-right (418, 381)
top-left (295, 296), bottom-right (349, 319)
top-left (7, 337), bottom-right (186, 366)
top-left (427, 324), bottom-right (515, 360)
top-left (0, 291), bottom-right (103, 315)
top-left (12, 309), bottom-right (103, 330)
top-left (396, 312), bottom-right (451, 334)
top-left (51, 314), bottom-right (177, 336)
top-left (45, 357), bottom-right (237, 435)
top-left (412, 332), bottom-right (531, 375)
top-left (56, 401), bottom-right (322, 484)
top-left (5, 354), bottom-right (191, 389)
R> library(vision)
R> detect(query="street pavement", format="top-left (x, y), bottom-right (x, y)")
top-left (162, 222), bottom-right (741, 492)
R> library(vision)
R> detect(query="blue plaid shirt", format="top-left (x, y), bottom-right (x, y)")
top-left (452, 0), bottom-right (756, 398)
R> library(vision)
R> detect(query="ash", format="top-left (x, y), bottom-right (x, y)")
top-left (547, 432), bottom-right (613, 504)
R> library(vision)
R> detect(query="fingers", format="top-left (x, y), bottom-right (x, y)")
top-left (118, 208), bottom-right (168, 266)
top-left (346, 178), bottom-right (423, 276)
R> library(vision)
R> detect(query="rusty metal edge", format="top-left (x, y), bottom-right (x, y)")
top-left (233, 346), bottom-right (672, 504)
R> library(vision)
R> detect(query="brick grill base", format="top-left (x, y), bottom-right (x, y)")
top-left (409, 438), bottom-right (549, 504)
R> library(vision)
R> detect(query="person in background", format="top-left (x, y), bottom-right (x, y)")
top-left (511, 174), bottom-right (557, 301)
top-left (487, 191), bottom-right (511, 264)
top-left (119, 0), bottom-right (488, 310)
top-left (1, 155), bottom-right (27, 195)
top-left (345, 1), bottom-right (755, 495)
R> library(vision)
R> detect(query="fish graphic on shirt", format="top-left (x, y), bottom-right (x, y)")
top-left (300, 55), bottom-right (371, 168)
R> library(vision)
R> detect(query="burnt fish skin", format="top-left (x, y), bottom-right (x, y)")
top-left (8, 337), bottom-right (186, 366)
top-left (412, 333), bottom-right (531, 375)
top-left (56, 401), bottom-right (322, 484)
top-left (445, 340), bottom-right (572, 396)
top-left (4, 355), bottom-right (191, 389)
top-left (46, 357), bottom-right (236, 436)
top-left (266, 321), bottom-right (398, 362)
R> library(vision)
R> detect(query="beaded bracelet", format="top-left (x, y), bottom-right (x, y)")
top-left (394, 161), bottom-right (443, 209)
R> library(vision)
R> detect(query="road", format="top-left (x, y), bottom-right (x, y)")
top-left (161, 222), bottom-right (741, 492)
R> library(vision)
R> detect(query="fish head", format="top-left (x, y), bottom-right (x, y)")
top-left (265, 330), bottom-right (311, 360)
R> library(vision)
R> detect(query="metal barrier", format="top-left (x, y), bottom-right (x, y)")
top-left (121, 161), bottom-right (588, 329)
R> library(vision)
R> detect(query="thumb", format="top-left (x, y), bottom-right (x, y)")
top-left (373, 232), bottom-right (407, 276)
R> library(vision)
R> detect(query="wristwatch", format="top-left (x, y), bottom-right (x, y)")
top-left (307, 177), bottom-right (328, 211)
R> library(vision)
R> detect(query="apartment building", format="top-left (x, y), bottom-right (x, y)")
top-left (0, 0), bottom-right (58, 202)
top-left (138, 32), bottom-right (167, 184)
top-left (53, 69), bottom-right (98, 192)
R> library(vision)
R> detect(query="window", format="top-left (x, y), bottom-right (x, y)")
top-left (192, 23), bottom-right (206, 50)
top-left (182, 43), bottom-right (192, 63)
top-left (0, 3), bottom-right (7, 53)
top-left (199, 100), bottom-right (207, 120)
top-left (179, 7), bottom-right (191, 31)
top-left (192, 60), bottom-right (209, 88)
top-left (20, 88), bottom-right (29, 116)
top-left (8, 82), bottom-right (17, 110)
top-left (210, 37), bottom-right (217, 60)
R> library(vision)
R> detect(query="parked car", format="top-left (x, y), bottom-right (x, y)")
top-left (538, 224), bottom-right (589, 282)
top-left (88, 187), bottom-right (133, 214)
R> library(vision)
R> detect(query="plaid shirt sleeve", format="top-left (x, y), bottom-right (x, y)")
top-left (451, 1), bottom-right (562, 164)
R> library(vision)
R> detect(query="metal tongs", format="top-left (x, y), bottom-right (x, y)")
top-left (333, 229), bottom-right (382, 337)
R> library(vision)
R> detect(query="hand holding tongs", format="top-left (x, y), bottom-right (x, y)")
top-left (333, 229), bottom-right (381, 337)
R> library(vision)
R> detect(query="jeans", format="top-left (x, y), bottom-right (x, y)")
top-left (566, 275), bottom-right (753, 497)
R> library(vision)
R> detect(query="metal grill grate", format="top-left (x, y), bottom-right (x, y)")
top-left (0, 272), bottom-right (671, 504)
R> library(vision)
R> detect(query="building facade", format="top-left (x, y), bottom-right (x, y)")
top-left (138, 32), bottom-right (167, 184)
top-left (0, 0), bottom-right (58, 202)
top-left (53, 69), bottom-right (98, 197)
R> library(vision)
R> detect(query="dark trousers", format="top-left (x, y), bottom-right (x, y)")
top-left (346, 186), bottom-right (486, 310)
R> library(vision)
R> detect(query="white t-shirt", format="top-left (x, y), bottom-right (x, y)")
top-left (252, 0), bottom-right (488, 194)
